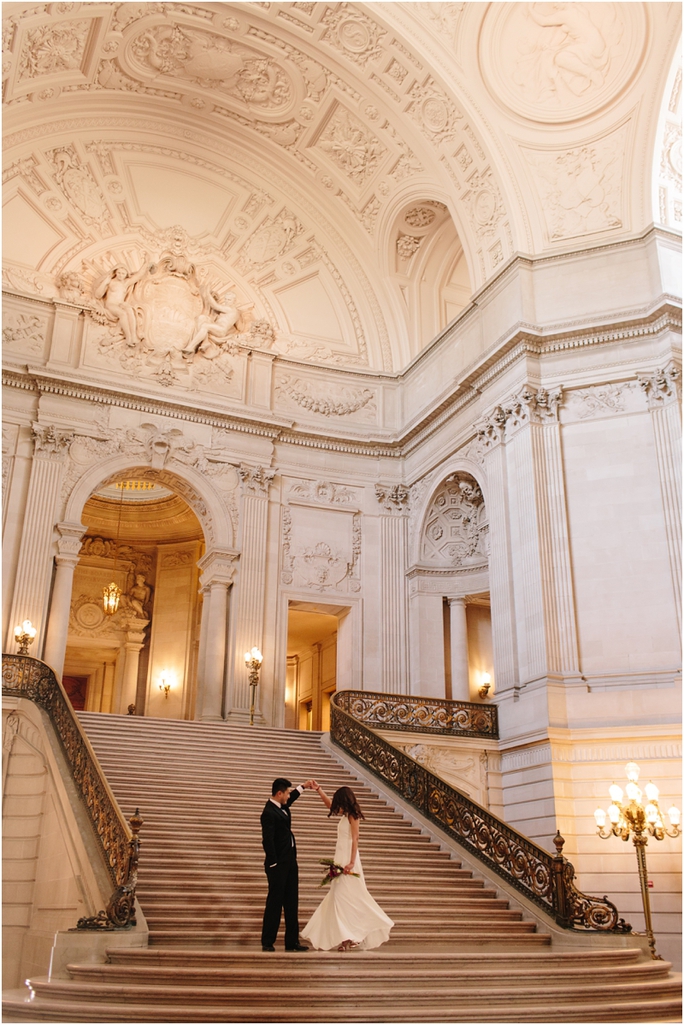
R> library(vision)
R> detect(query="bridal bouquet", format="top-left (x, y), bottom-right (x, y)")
top-left (319, 858), bottom-right (359, 886)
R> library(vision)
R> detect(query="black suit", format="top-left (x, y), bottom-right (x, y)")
top-left (260, 789), bottom-right (301, 949)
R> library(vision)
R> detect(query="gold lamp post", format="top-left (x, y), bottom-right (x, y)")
top-left (245, 647), bottom-right (263, 726)
top-left (14, 619), bottom-right (37, 655)
top-left (594, 762), bottom-right (680, 960)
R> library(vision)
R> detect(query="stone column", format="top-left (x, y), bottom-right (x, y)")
top-left (196, 550), bottom-right (238, 720)
top-left (117, 620), bottom-right (149, 713)
top-left (227, 465), bottom-right (274, 720)
top-left (42, 521), bottom-right (86, 678)
top-left (193, 584), bottom-right (211, 716)
top-left (448, 597), bottom-right (470, 701)
top-left (375, 484), bottom-right (410, 694)
top-left (5, 424), bottom-right (74, 654)
top-left (639, 364), bottom-right (682, 631)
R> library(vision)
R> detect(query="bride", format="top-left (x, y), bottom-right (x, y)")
top-left (302, 784), bottom-right (394, 952)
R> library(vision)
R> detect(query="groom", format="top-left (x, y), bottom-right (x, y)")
top-left (260, 777), bottom-right (314, 952)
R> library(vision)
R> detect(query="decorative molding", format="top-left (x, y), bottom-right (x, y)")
top-left (2, 312), bottom-right (47, 354)
top-left (281, 505), bottom-right (361, 593)
top-left (375, 483), bottom-right (409, 512)
top-left (563, 382), bottom-right (635, 419)
top-left (477, 386), bottom-right (563, 448)
top-left (421, 473), bottom-right (488, 567)
top-left (238, 464), bottom-right (275, 496)
top-left (319, 5), bottom-right (386, 68)
top-left (31, 423), bottom-right (74, 458)
top-left (638, 362), bottom-right (681, 409)
top-left (287, 479), bottom-right (356, 505)
top-left (276, 375), bottom-right (375, 418)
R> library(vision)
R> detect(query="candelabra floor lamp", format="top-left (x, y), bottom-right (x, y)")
top-left (245, 647), bottom-right (263, 726)
top-left (595, 762), bottom-right (680, 960)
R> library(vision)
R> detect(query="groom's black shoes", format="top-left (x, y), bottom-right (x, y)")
top-left (285, 943), bottom-right (309, 951)
top-left (262, 945), bottom-right (276, 952)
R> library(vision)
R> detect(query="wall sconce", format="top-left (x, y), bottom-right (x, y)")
top-left (595, 761), bottom-right (680, 960)
top-left (245, 647), bottom-right (263, 726)
top-left (158, 671), bottom-right (172, 699)
top-left (14, 620), bottom-right (37, 655)
top-left (478, 672), bottom-right (492, 699)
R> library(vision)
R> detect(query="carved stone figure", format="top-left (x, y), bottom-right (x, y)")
top-left (523, 3), bottom-right (612, 99)
top-left (182, 287), bottom-right (239, 360)
top-left (126, 574), bottom-right (152, 619)
top-left (93, 256), bottom-right (149, 347)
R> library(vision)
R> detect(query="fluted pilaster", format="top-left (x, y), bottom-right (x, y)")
top-left (5, 425), bottom-right (73, 654)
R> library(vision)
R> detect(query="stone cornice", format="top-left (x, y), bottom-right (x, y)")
top-left (2, 301), bottom-right (680, 460)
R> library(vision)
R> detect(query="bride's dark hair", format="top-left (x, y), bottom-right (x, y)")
top-left (328, 786), bottom-right (365, 820)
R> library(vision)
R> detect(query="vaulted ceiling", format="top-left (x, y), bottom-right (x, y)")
top-left (3, 2), bottom-right (680, 372)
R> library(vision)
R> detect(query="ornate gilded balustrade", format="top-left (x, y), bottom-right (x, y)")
top-left (330, 693), bottom-right (630, 933)
top-left (333, 688), bottom-right (498, 739)
top-left (2, 653), bottom-right (141, 930)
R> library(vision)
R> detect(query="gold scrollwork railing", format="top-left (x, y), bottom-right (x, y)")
top-left (2, 653), bottom-right (142, 930)
top-left (334, 688), bottom-right (498, 738)
top-left (331, 694), bottom-right (630, 933)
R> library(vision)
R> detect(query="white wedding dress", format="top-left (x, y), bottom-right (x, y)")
top-left (302, 815), bottom-right (394, 950)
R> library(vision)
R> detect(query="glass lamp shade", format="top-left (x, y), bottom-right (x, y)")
top-left (645, 803), bottom-right (659, 824)
top-left (645, 781), bottom-right (660, 802)
top-left (625, 762), bottom-right (640, 782)
top-left (667, 806), bottom-right (681, 826)
top-left (594, 808), bottom-right (607, 828)
top-left (625, 781), bottom-right (642, 803)
top-left (608, 783), bottom-right (624, 804)
top-left (608, 803), bottom-right (621, 824)
top-left (14, 619), bottom-right (37, 641)
top-left (245, 647), bottom-right (263, 666)
top-left (103, 582), bottom-right (121, 616)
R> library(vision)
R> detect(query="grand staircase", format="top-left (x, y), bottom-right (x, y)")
top-left (3, 714), bottom-right (681, 1022)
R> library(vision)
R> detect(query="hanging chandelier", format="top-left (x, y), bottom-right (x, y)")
top-left (103, 481), bottom-right (126, 616)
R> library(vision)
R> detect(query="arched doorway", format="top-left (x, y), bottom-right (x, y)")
top-left (63, 476), bottom-right (205, 718)
top-left (411, 470), bottom-right (494, 701)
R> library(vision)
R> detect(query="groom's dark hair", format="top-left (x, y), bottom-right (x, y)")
top-left (272, 777), bottom-right (292, 795)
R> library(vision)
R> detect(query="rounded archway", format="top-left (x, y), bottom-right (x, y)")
top-left (63, 473), bottom-right (206, 719)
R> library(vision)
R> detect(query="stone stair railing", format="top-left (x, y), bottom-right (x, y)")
top-left (2, 653), bottom-right (142, 931)
top-left (331, 689), bottom-right (631, 934)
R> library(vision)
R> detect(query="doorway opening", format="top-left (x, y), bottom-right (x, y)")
top-left (285, 601), bottom-right (350, 731)
top-left (63, 476), bottom-right (205, 719)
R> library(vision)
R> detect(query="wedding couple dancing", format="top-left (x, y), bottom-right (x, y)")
top-left (260, 777), bottom-right (394, 952)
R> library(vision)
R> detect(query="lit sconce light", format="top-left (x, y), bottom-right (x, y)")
top-left (594, 761), bottom-right (681, 960)
top-left (102, 581), bottom-right (122, 616)
top-left (245, 647), bottom-right (263, 726)
top-left (478, 671), bottom-right (492, 699)
top-left (14, 620), bottom-right (37, 655)
top-left (158, 671), bottom-right (172, 699)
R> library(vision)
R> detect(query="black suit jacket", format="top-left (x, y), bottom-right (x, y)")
top-left (261, 789), bottom-right (301, 867)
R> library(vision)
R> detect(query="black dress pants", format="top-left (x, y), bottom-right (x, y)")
top-left (261, 850), bottom-right (299, 948)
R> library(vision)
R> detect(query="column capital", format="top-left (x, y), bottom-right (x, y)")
top-left (477, 385), bottom-right (563, 448)
top-left (31, 422), bottom-right (74, 459)
top-left (638, 362), bottom-right (681, 409)
top-left (56, 520), bottom-right (87, 558)
top-left (198, 547), bottom-right (239, 587)
top-left (375, 482), bottom-right (409, 513)
top-left (448, 596), bottom-right (468, 608)
top-left (238, 464), bottom-right (275, 496)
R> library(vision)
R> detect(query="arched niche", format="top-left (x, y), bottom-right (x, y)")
top-left (420, 472), bottom-right (489, 570)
